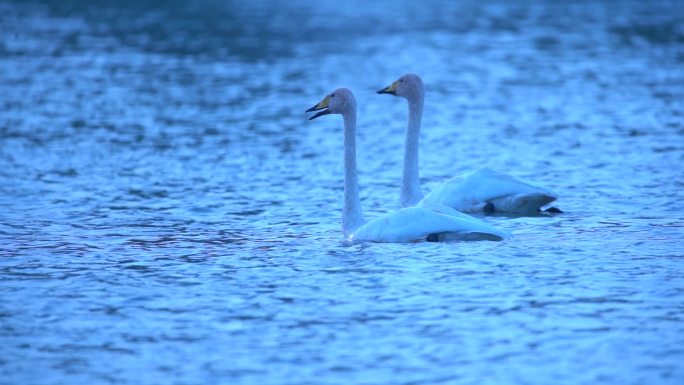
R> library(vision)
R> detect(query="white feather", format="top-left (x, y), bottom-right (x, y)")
top-left (379, 74), bottom-right (559, 215)
top-left (422, 168), bottom-right (558, 215)
top-left (308, 88), bottom-right (509, 243)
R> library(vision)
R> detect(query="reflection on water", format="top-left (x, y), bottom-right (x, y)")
top-left (1, 0), bottom-right (683, 384)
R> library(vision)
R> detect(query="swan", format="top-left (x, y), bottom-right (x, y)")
top-left (306, 88), bottom-right (510, 243)
top-left (378, 73), bottom-right (561, 215)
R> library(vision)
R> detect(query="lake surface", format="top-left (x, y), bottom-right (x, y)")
top-left (1, 0), bottom-right (683, 384)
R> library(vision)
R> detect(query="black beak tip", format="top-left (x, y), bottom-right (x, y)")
top-left (308, 109), bottom-right (330, 120)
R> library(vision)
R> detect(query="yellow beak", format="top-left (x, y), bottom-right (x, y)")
top-left (377, 81), bottom-right (398, 95)
top-left (305, 95), bottom-right (332, 120)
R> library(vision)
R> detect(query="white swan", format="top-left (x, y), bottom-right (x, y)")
top-left (306, 88), bottom-right (510, 243)
top-left (378, 73), bottom-right (561, 215)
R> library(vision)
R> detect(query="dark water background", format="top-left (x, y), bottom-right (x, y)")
top-left (1, 1), bottom-right (683, 384)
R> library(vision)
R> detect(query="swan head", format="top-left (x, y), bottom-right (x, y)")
top-left (377, 73), bottom-right (424, 100)
top-left (306, 88), bottom-right (356, 120)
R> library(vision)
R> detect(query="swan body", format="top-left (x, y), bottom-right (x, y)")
top-left (422, 167), bottom-right (558, 215)
top-left (351, 205), bottom-right (508, 243)
top-left (378, 74), bottom-right (560, 215)
top-left (306, 88), bottom-right (509, 243)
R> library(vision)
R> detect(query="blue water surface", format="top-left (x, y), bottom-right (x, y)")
top-left (1, 1), bottom-right (683, 384)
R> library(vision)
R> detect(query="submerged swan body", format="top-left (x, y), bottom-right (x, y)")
top-left (378, 74), bottom-right (560, 216)
top-left (306, 88), bottom-right (509, 243)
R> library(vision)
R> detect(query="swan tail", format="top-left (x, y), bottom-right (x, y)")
top-left (489, 192), bottom-right (558, 215)
top-left (431, 231), bottom-right (505, 242)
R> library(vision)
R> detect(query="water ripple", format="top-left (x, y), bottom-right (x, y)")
top-left (1, 1), bottom-right (683, 385)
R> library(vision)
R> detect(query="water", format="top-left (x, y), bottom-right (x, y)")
top-left (1, 0), bottom-right (683, 384)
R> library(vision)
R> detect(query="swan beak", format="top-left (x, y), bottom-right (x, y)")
top-left (377, 81), bottom-right (398, 95)
top-left (306, 95), bottom-right (331, 120)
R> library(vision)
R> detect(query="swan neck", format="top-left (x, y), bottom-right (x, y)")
top-left (342, 109), bottom-right (366, 236)
top-left (401, 94), bottom-right (424, 207)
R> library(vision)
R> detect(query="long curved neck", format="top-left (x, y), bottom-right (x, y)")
top-left (342, 109), bottom-right (366, 237)
top-left (400, 92), bottom-right (424, 208)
